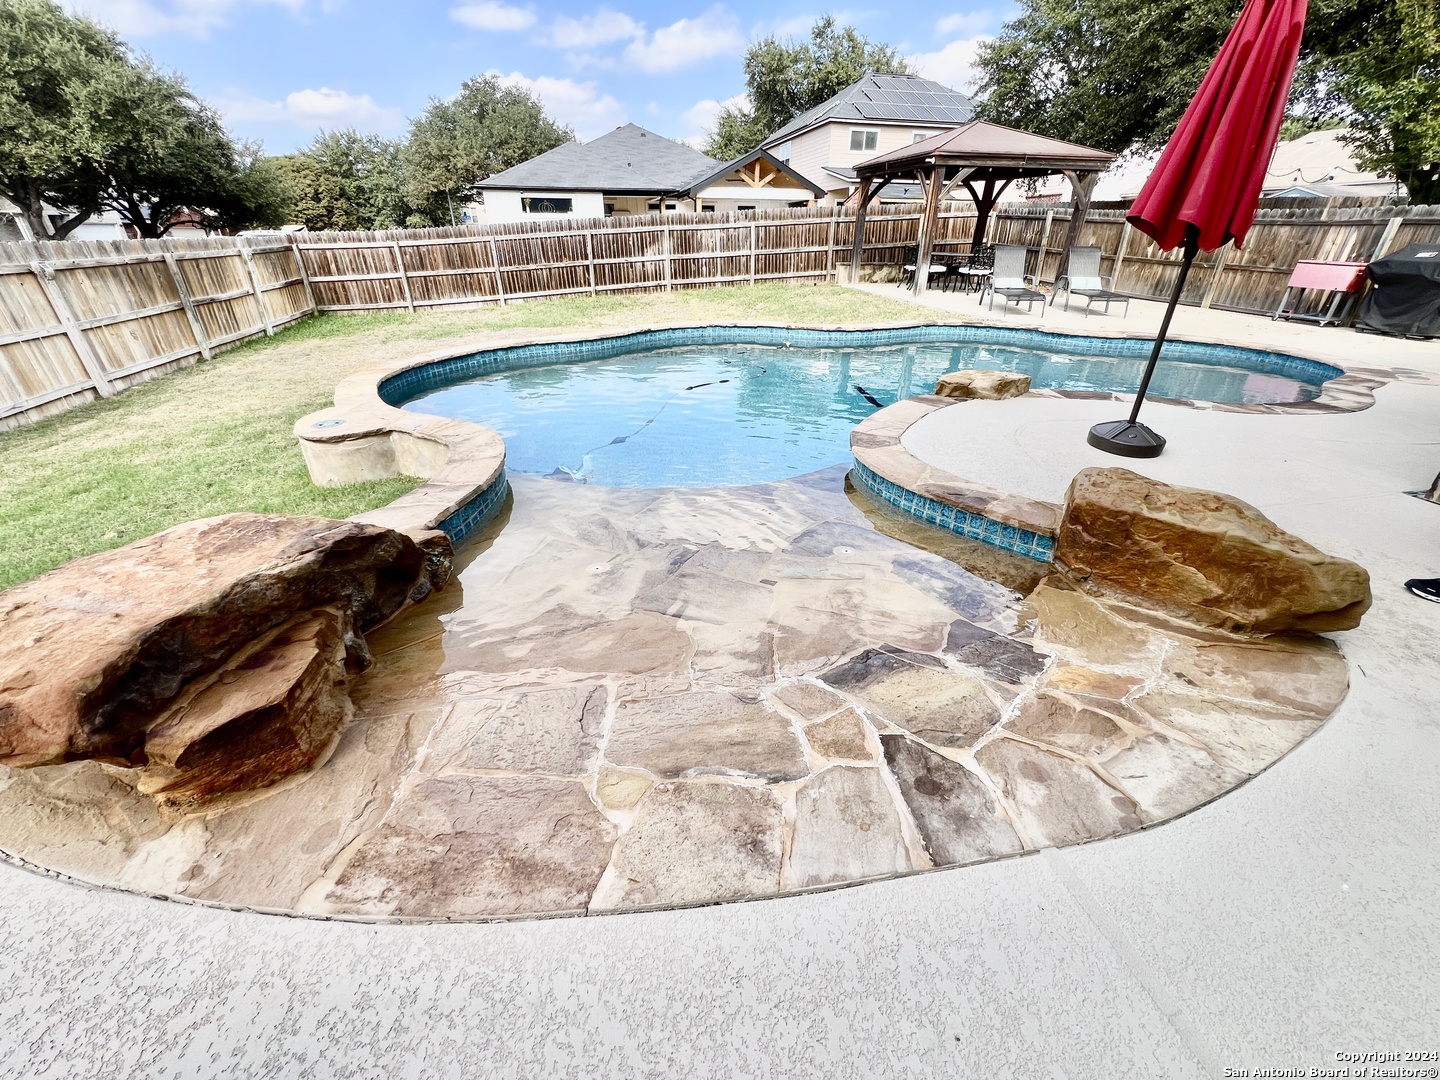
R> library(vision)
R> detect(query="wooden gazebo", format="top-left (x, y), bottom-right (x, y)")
top-left (848, 121), bottom-right (1117, 294)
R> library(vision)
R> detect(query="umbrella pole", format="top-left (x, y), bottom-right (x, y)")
top-left (1088, 224), bottom-right (1201, 458)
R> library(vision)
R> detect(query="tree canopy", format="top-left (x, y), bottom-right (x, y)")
top-left (973, 0), bottom-right (1440, 204)
top-left (0, 0), bottom-right (129, 237)
top-left (404, 76), bottom-right (573, 220)
top-left (276, 130), bottom-right (423, 231)
top-left (0, 0), bottom-right (290, 237)
top-left (704, 17), bottom-right (913, 161)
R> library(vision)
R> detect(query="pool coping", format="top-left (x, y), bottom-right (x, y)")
top-left (292, 319), bottom-right (1388, 547)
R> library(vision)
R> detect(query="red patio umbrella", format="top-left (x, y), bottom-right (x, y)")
top-left (1088, 0), bottom-right (1309, 458)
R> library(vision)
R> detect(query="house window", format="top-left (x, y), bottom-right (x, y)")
top-left (849, 129), bottom-right (879, 152)
top-left (522, 196), bottom-right (573, 213)
top-left (701, 204), bottom-right (716, 213)
top-left (646, 200), bottom-right (679, 211)
top-left (912, 132), bottom-right (930, 143)
top-left (775, 141), bottom-right (792, 162)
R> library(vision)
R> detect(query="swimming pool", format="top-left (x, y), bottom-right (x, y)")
top-left (395, 326), bottom-right (1342, 489)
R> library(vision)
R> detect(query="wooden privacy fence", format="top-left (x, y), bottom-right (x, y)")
top-left (291, 199), bottom-right (1440, 318)
top-left (0, 236), bottom-right (313, 430)
top-left (3, 198), bottom-right (1439, 429)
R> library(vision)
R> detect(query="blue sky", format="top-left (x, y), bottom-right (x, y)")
top-left (62, 1), bottom-right (1014, 152)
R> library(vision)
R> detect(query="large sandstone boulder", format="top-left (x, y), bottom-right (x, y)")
top-left (0, 514), bottom-right (451, 772)
top-left (1053, 468), bottom-right (1370, 634)
top-left (138, 605), bottom-right (356, 813)
top-left (934, 370), bottom-right (1031, 400)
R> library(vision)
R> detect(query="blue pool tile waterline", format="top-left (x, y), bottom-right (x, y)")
top-left (392, 326), bottom-right (1342, 491)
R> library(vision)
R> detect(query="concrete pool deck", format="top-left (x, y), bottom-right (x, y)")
top-left (3, 292), bottom-right (1439, 1076)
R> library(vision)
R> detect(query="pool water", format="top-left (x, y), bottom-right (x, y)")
top-left (404, 341), bottom-right (1327, 488)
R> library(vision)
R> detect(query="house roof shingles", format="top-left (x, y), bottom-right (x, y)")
top-left (477, 124), bottom-right (721, 194)
top-left (762, 73), bottom-right (976, 148)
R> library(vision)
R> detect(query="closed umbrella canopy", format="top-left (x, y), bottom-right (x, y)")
top-left (1129, 0), bottom-right (1309, 252)
top-left (1090, 0), bottom-right (1309, 459)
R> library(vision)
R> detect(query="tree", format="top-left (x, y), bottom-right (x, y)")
top-left (0, 0), bottom-right (131, 238)
top-left (971, 0), bottom-right (1235, 156)
top-left (973, 0), bottom-right (1440, 203)
top-left (1299, 0), bottom-right (1440, 204)
top-left (1, 0), bottom-right (293, 238)
top-left (704, 17), bottom-right (914, 160)
top-left (305, 130), bottom-right (425, 230)
top-left (404, 76), bottom-right (572, 219)
top-left (271, 154), bottom-right (355, 232)
top-left (95, 63), bottom-right (288, 237)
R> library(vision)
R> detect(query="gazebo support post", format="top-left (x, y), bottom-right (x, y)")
top-left (963, 178), bottom-right (1001, 250)
top-left (848, 176), bottom-right (874, 284)
top-left (1057, 170), bottom-right (1099, 283)
top-left (911, 164), bottom-right (944, 297)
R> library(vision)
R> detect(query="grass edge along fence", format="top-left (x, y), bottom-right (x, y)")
top-left (4, 198), bottom-right (1438, 429)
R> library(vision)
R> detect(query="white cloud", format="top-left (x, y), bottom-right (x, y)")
top-left (491, 71), bottom-right (626, 140)
top-left (934, 11), bottom-right (994, 37)
top-left (622, 7), bottom-right (745, 74)
top-left (450, 1), bottom-right (535, 31)
top-left (64, 0), bottom-right (302, 38)
top-left (678, 93), bottom-right (747, 147)
top-left (911, 36), bottom-right (989, 94)
top-left (215, 87), bottom-right (405, 131)
top-left (543, 8), bottom-right (642, 49)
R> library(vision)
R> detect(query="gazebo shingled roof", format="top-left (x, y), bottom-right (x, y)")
top-left (848, 120), bottom-right (1117, 294)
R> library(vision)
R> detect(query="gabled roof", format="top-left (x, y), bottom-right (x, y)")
top-left (856, 120), bottom-right (1115, 176)
top-left (478, 124), bottom-right (720, 194)
top-left (761, 73), bottom-right (975, 148)
top-left (675, 149), bottom-right (826, 198)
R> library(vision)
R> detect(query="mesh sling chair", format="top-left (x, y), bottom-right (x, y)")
top-left (980, 244), bottom-right (1045, 316)
top-left (1053, 246), bottom-right (1130, 317)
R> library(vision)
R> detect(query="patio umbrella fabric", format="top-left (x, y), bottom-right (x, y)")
top-left (1127, 0), bottom-right (1309, 253)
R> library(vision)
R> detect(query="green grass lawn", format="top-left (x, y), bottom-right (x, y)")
top-left (0, 283), bottom-right (933, 590)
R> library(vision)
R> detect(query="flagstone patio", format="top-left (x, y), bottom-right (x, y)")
top-left (0, 464), bottom-right (1348, 919)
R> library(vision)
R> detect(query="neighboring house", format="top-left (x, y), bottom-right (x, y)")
top-left (1081, 126), bottom-right (1404, 202)
top-left (1262, 128), bottom-right (1401, 199)
top-left (0, 198), bottom-right (132, 241)
top-left (477, 124), bottom-right (822, 225)
top-left (758, 73), bottom-right (977, 205)
top-left (0, 199), bottom-right (219, 240)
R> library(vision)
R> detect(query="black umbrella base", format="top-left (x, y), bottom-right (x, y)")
top-left (1088, 420), bottom-right (1166, 458)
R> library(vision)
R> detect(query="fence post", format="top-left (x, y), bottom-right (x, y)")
top-left (584, 231), bottom-right (597, 296)
top-left (487, 236), bottom-right (507, 306)
top-left (239, 244), bottom-right (275, 336)
top-left (1199, 245), bottom-right (1229, 309)
top-left (31, 262), bottom-right (114, 398)
top-left (288, 237), bottom-right (319, 314)
top-left (1111, 221), bottom-right (1134, 288)
top-left (662, 214), bottom-right (674, 292)
top-left (749, 220), bottom-right (757, 286)
top-left (825, 205), bottom-right (838, 282)
top-left (392, 241), bottom-right (415, 313)
top-left (163, 252), bottom-right (212, 360)
top-left (1037, 210), bottom-right (1055, 283)
top-left (1371, 215), bottom-right (1406, 261)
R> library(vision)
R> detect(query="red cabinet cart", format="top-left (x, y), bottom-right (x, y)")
top-left (1272, 260), bottom-right (1369, 326)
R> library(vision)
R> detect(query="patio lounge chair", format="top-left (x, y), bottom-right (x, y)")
top-left (899, 245), bottom-right (949, 290)
top-left (1053, 246), bottom-right (1130, 317)
top-left (980, 244), bottom-right (1045, 316)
